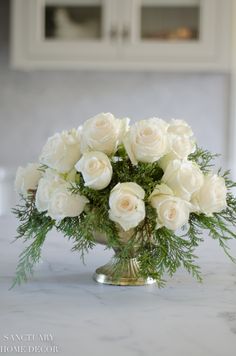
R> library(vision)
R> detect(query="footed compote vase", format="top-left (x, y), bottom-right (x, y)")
top-left (93, 229), bottom-right (156, 286)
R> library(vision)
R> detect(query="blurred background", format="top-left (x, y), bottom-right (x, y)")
top-left (0, 0), bottom-right (234, 221)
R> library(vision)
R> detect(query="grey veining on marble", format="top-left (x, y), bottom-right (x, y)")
top-left (0, 216), bottom-right (236, 356)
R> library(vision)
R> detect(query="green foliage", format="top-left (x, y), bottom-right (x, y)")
top-left (190, 212), bottom-right (236, 262)
top-left (220, 169), bottom-right (236, 190)
top-left (56, 207), bottom-right (122, 262)
top-left (188, 194), bottom-right (236, 263)
top-left (187, 169), bottom-right (236, 263)
top-left (57, 214), bottom-right (96, 263)
top-left (12, 192), bottom-right (53, 241)
top-left (12, 145), bottom-right (236, 287)
top-left (11, 193), bottom-right (54, 288)
top-left (189, 146), bottom-right (220, 172)
top-left (111, 158), bottom-right (163, 198)
top-left (71, 146), bottom-right (163, 201)
top-left (130, 203), bottom-right (202, 286)
top-left (138, 228), bottom-right (202, 286)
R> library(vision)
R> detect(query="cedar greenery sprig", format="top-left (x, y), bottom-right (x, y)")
top-left (71, 146), bottom-right (164, 202)
top-left (189, 146), bottom-right (220, 172)
top-left (11, 193), bottom-right (55, 288)
top-left (56, 214), bottom-right (96, 263)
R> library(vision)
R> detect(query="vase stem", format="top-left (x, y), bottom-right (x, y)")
top-left (93, 254), bottom-right (155, 286)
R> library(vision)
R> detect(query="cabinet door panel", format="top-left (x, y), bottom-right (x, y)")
top-left (120, 0), bottom-right (230, 70)
top-left (140, 0), bottom-right (200, 42)
top-left (11, 0), bottom-right (119, 69)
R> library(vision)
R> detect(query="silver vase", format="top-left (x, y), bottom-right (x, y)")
top-left (93, 230), bottom-right (156, 286)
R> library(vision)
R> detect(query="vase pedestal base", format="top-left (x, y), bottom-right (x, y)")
top-left (93, 256), bottom-right (156, 286)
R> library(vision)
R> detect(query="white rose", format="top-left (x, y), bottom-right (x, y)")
top-left (168, 119), bottom-right (193, 137)
top-left (15, 163), bottom-right (42, 197)
top-left (191, 173), bottom-right (227, 215)
top-left (123, 118), bottom-right (169, 165)
top-left (162, 160), bottom-right (204, 201)
top-left (48, 183), bottom-right (88, 220)
top-left (159, 135), bottom-right (196, 170)
top-left (80, 113), bottom-right (129, 156)
top-left (109, 182), bottom-right (145, 231)
top-left (35, 169), bottom-right (65, 212)
top-left (149, 183), bottom-right (191, 231)
top-left (39, 129), bottom-right (81, 173)
top-left (75, 151), bottom-right (112, 190)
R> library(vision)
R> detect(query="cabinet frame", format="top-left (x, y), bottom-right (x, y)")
top-left (11, 0), bottom-right (232, 71)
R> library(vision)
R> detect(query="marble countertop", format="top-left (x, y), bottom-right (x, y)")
top-left (1, 215), bottom-right (236, 356)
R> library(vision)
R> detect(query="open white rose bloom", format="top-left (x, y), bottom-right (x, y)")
top-left (13, 113), bottom-right (236, 287)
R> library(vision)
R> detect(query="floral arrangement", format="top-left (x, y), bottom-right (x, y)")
top-left (13, 113), bottom-right (236, 287)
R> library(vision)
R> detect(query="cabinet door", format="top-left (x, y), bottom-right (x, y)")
top-left (120, 0), bottom-right (231, 71)
top-left (11, 0), bottom-right (118, 69)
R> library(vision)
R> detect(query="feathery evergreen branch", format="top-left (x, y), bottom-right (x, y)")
top-left (189, 146), bottom-right (220, 172)
top-left (11, 193), bottom-right (54, 287)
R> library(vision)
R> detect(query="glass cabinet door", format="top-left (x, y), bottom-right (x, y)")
top-left (140, 0), bottom-right (200, 42)
top-left (121, 0), bottom-right (221, 69)
top-left (44, 0), bottom-right (104, 41)
top-left (23, 0), bottom-right (118, 67)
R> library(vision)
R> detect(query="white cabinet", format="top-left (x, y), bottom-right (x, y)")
top-left (11, 0), bottom-right (232, 71)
